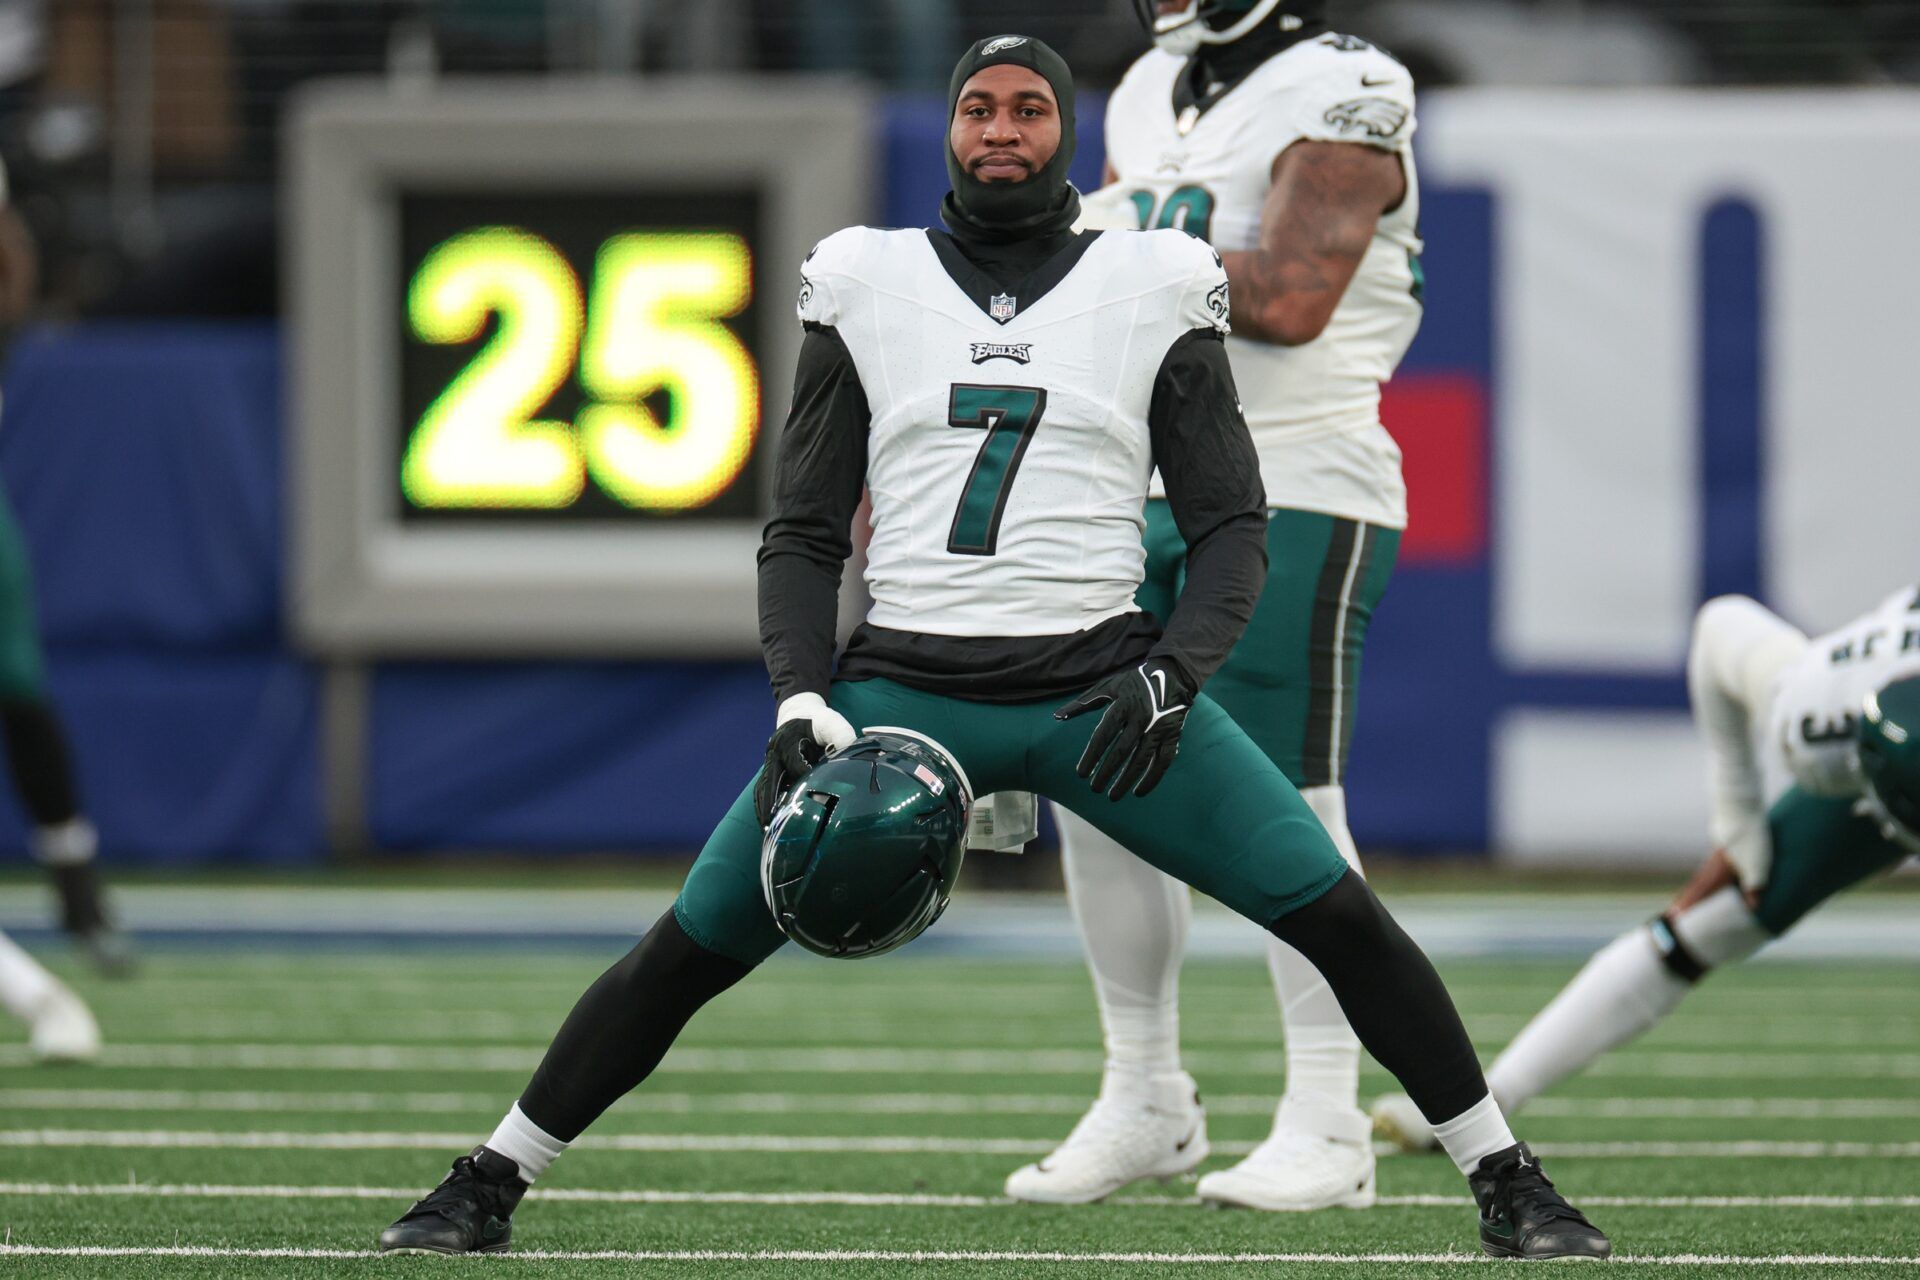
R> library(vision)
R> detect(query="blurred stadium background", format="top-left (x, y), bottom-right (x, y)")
top-left (0, 1), bottom-right (1918, 1273)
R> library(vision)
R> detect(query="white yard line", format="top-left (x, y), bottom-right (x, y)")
top-left (9, 1042), bottom-right (1920, 1079)
top-left (1, 1244), bottom-right (1917, 1266)
top-left (8, 1088), bottom-right (1920, 1122)
top-left (2, 1181), bottom-right (1919, 1211)
top-left (4, 1130), bottom-right (1920, 1158)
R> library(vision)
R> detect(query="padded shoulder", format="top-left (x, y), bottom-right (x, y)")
top-left (1268, 35), bottom-right (1416, 149)
top-left (1131, 228), bottom-right (1231, 335)
top-left (797, 226), bottom-right (898, 326)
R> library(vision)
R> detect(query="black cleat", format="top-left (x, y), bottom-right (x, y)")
top-left (379, 1146), bottom-right (528, 1255)
top-left (1469, 1142), bottom-right (1611, 1260)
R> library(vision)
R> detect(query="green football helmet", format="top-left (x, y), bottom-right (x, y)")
top-left (759, 729), bottom-right (971, 959)
top-left (1858, 676), bottom-right (1920, 840)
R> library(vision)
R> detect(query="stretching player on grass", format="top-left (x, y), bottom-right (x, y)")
top-left (0, 158), bottom-right (129, 976)
top-left (1375, 585), bottom-right (1920, 1149)
top-left (377, 36), bottom-right (1608, 1261)
top-left (1007, 0), bottom-right (1423, 1212)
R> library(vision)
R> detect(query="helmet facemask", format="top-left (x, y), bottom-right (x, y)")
top-left (1131, 0), bottom-right (1295, 57)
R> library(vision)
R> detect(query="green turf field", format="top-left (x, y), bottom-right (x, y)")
top-left (2, 936), bottom-right (1919, 1277)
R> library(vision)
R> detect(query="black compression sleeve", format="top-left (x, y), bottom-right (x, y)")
top-left (518, 911), bottom-right (755, 1142)
top-left (757, 323), bottom-right (871, 703)
top-left (0, 698), bottom-right (81, 826)
top-left (1146, 328), bottom-right (1269, 689)
top-left (1270, 872), bottom-right (1491, 1125)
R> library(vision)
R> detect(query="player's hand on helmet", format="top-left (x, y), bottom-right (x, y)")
top-left (754, 692), bottom-right (858, 827)
top-left (1055, 657), bottom-right (1196, 800)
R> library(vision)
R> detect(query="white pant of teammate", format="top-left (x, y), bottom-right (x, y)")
top-left (0, 926), bottom-right (100, 1063)
top-left (1005, 786), bottom-right (1377, 1210)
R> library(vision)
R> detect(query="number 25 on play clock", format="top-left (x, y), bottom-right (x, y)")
top-left (403, 227), bottom-right (759, 512)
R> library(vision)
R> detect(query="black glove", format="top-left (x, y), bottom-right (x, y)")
top-left (1054, 657), bottom-right (1196, 800)
top-left (753, 692), bottom-right (858, 826)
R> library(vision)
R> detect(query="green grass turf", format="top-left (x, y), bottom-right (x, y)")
top-left (4, 948), bottom-right (1920, 1277)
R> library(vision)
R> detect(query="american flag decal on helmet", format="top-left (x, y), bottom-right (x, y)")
top-left (913, 764), bottom-right (945, 795)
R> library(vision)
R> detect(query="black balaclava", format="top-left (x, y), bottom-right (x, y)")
top-left (941, 35), bottom-right (1081, 245)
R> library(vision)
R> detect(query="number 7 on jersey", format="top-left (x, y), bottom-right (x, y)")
top-left (946, 384), bottom-right (1048, 557)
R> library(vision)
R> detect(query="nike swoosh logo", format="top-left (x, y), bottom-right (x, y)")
top-left (480, 1218), bottom-right (510, 1242)
top-left (1174, 1120), bottom-right (1200, 1153)
top-left (1361, 74), bottom-right (1394, 87)
top-left (1481, 1216), bottom-right (1515, 1240)
top-left (1147, 668), bottom-right (1168, 706)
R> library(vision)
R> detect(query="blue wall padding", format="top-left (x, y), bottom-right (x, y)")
top-left (367, 661), bottom-right (770, 852)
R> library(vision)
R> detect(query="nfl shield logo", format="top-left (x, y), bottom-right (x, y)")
top-left (990, 293), bottom-right (1017, 322)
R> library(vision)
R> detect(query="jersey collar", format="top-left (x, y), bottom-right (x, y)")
top-left (924, 229), bottom-right (1104, 327)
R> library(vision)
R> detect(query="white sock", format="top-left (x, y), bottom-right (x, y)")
top-left (33, 818), bottom-right (98, 867)
top-left (1266, 785), bottom-right (1366, 1138)
top-left (1056, 803), bottom-right (1188, 1080)
top-left (0, 927), bottom-right (58, 1022)
top-left (486, 1103), bottom-right (568, 1183)
top-left (1431, 1092), bottom-right (1518, 1176)
top-left (1486, 887), bottom-right (1768, 1116)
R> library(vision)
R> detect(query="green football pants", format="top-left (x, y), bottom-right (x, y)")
top-left (673, 677), bottom-right (1353, 966)
top-left (0, 486), bottom-right (46, 701)
top-left (1755, 785), bottom-right (1912, 936)
top-left (1138, 501), bottom-right (1399, 788)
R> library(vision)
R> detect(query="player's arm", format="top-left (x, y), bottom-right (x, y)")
top-left (1686, 595), bottom-right (1809, 893)
top-left (754, 321), bottom-right (868, 819)
top-left (1145, 328), bottom-right (1268, 688)
top-left (1056, 319), bottom-right (1266, 800)
top-left (1216, 141), bottom-right (1404, 347)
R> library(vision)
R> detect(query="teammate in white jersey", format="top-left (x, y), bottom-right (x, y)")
top-left (1007, 0), bottom-right (1422, 1212)
top-left (379, 36), bottom-right (1608, 1261)
top-left (1375, 587), bottom-right (1920, 1150)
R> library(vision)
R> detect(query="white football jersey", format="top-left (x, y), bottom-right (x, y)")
top-left (798, 225), bottom-right (1231, 638)
top-left (1099, 32), bottom-right (1423, 528)
top-left (1765, 584), bottom-right (1920, 799)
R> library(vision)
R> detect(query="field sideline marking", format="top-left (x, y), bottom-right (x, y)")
top-left (8, 1089), bottom-right (1920, 1121)
top-left (2, 1181), bottom-right (1918, 1211)
top-left (6, 1130), bottom-right (1920, 1159)
top-left (2, 1245), bottom-right (1919, 1266)
top-left (7, 1043), bottom-right (1920, 1079)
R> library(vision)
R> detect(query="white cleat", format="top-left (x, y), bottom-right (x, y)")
top-left (1004, 1071), bottom-right (1208, 1204)
top-left (1370, 1093), bottom-right (1438, 1154)
top-left (1198, 1098), bottom-right (1377, 1212)
top-left (29, 983), bottom-right (101, 1064)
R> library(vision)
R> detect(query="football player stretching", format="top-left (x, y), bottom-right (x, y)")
top-left (379, 36), bottom-right (1607, 1262)
top-left (1009, 0), bottom-right (1423, 1211)
top-left (1376, 585), bottom-right (1920, 1149)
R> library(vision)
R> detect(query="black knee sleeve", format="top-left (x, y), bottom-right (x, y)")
top-left (518, 910), bottom-right (755, 1143)
top-left (0, 698), bottom-right (80, 827)
top-left (1270, 870), bottom-right (1490, 1124)
top-left (1648, 912), bottom-right (1710, 983)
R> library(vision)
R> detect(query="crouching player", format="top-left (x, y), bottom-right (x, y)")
top-left (377, 35), bottom-right (1608, 1261)
top-left (1376, 585), bottom-right (1920, 1147)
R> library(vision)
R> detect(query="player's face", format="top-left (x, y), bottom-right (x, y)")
top-left (950, 66), bottom-right (1060, 184)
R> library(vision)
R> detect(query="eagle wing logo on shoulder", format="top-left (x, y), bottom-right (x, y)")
top-left (1323, 97), bottom-right (1410, 140)
top-left (1205, 280), bottom-right (1230, 326)
top-left (797, 275), bottom-right (815, 314)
